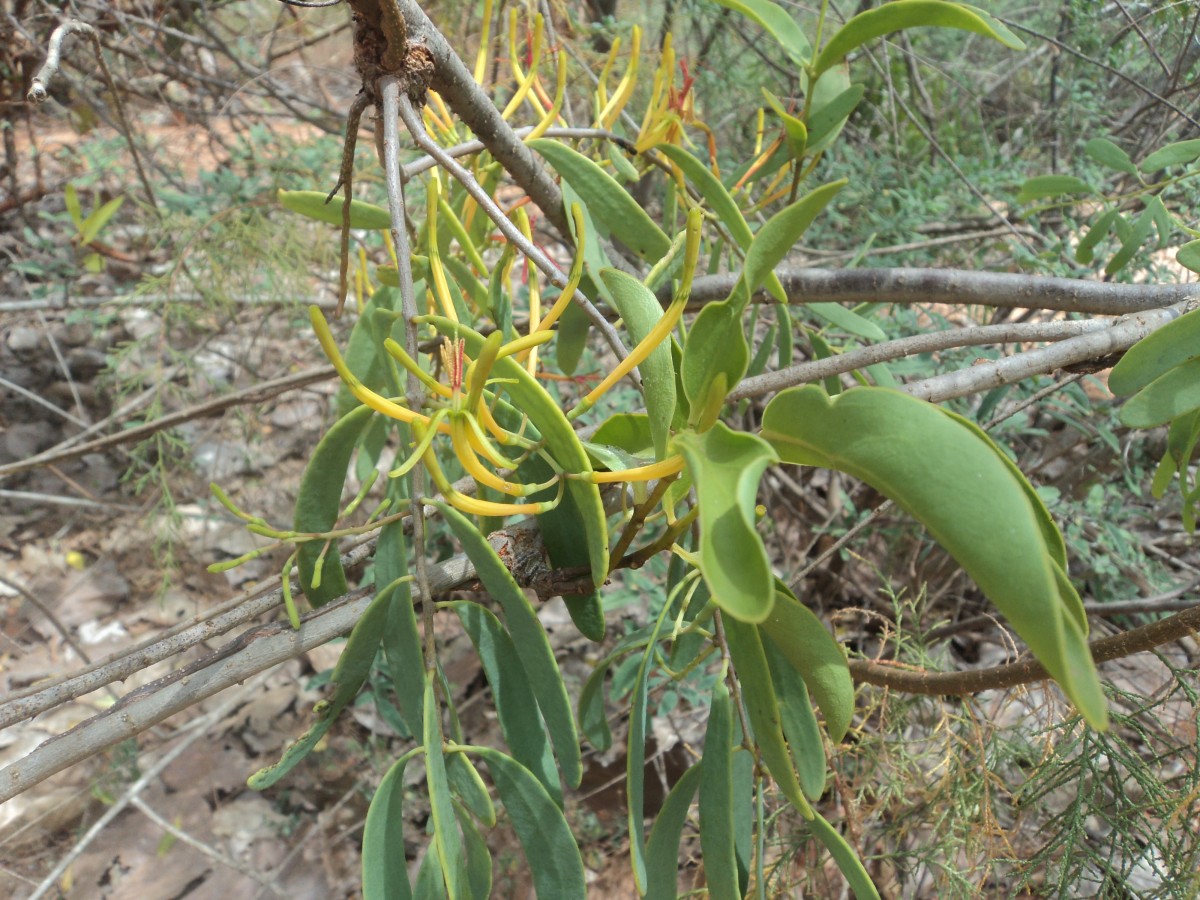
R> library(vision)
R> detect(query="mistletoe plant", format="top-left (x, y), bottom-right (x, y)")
top-left (211, 1), bottom-right (1112, 896)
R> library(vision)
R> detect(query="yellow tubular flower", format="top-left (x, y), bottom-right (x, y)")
top-left (525, 51), bottom-right (567, 141)
top-left (505, 10), bottom-right (549, 120)
top-left (588, 453), bottom-right (685, 483)
top-left (416, 420), bottom-right (561, 517)
top-left (495, 329), bottom-right (554, 360)
top-left (465, 330), bottom-right (504, 411)
top-left (390, 409), bottom-right (449, 478)
top-left (532, 204), bottom-right (586, 334)
top-left (462, 409), bottom-right (516, 468)
top-left (598, 25), bottom-right (640, 130)
top-left (472, 0), bottom-right (494, 85)
top-left (595, 36), bottom-right (620, 115)
top-left (311, 306), bottom-right (442, 429)
top-left (572, 207), bottom-right (703, 418)
top-left (384, 338), bottom-right (453, 399)
top-left (450, 415), bottom-right (529, 496)
top-left (426, 178), bottom-right (459, 322)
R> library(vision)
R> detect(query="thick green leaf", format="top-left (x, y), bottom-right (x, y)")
top-left (762, 88), bottom-right (808, 157)
top-left (743, 181), bottom-right (847, 302)
top-left (1085, 137), bottom-right (1138, 176)
top-left (761, 386), bottom-right (1107, 729)
top-left (446, 752), bottom-right (496, 828)
top-left (378, 478), bottom-right (423, 736)
top-left (1140, 138), bottom-right (1200, 172)
top-left (591, 412), bottom-right (655, 454)
top-left (64, 183), bottom-right (83, 230)
top-left (813, 0), bottom-right (1024, 80)
top-left (424, 674), bottom-right (466, 899)
top-left (600, 268), bottom-right (678, 458)
top-left (528, 139), bottom-right (671, 262)
top-left (578, 657), bottom-right (614, 751)
top-left (710, 0), bottom-right (812, 64)
top-left (699, 681), bottom-right (739, 900)
top-left (806, 81), bottom-right (866, 155)
top-left (295, 404), bottom-right (373, 606)
top-left (456, 801), bottom-right (493, 899)
top-left (423, 316), bottom-right (609, 586)
top-left (760, 586), bottom-right (854, 743)
top-left (1119, 358), bottom-right (1200, 428)
top-left (1017, 175), bottom-right (1093, 205)
top-left (1106, 197), bottom-right (1162, 275)
top-left (1179, 239), bottom-right (1200, 274)
top-left (681, 301), bottom-right (748, 424)
top-left (808, 812), bottom-right (881, 900)
top-left (1075, 208), bottom-right (1120, 265)
top-left (79, 195), bottom-right (125, 245)
top-left (654, 143), bottom-right (789, 304)
top-left (413, 842), bottom-right (445, 899)
top-left (361, 752), bottom-right (414, 900)
top-left (437, 502), bottom-right (583, 788)
top-left (452, 601), bottom-right (562, 806)
top-left (674, 424), bottom-right (778, 622)
top-left (248, 585), bottom-right (390, 789)
top-left (723, 616), bottom-right (813, 817)
top-left (644, 762), bottom-right (703, 900)
top-left (764, 638), bottom-right (827, 801)
top-left (278, 189), bottom-right (391, 229)
top-left (1109, 305), bottom-right (1200, 397)
top-left (475, 748), bottom-right (587, 899)
top-left (808, 302), bottom-right (886, 341)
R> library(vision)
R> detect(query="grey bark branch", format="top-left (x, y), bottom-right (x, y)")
top-left (680, 268), bottom-right (1200, 315)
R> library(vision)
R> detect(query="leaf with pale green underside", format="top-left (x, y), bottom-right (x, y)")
top-left (681, 301), bottom-right (748, 425)
top-left (600, 269), bottom-right (677, 458)
top-left (673, 424), bottom-right (778, 623)
top-left (528, 139), bottom-right (670, 262)
top-left (806, 78), bottom-right (865, 156)
top-left (1179, 240), bottom-right (1200, 274)
top-left (1017, 175), bottom-right (1093, 205)
top-left (446, 752), bottom-right (496, 828)
top-left (361, 752), bottom-right (414, 900)
top-left (742, 181), bottom-right (847, 302)
top-left (813, 0), bottom-right (1024, 81)
top-left (1086, 137), bottom-right (1138, 176)
top-left (764, 638), bottom-right (827, 801)
top-left (761, 385), bottom-right (1107, 729)
top-left (474, 748), bottom-right (586, 899)
top-left (761, 584), bottom-right (854, 743)
top-left (1109, 305), bottom-right (1200, 397)
top-left (709, 0), bottom-right (812, 65)
top-left (1140, 138), bottom-right (1200, 172)
top-left (278, 189), bottom-right (391, 229)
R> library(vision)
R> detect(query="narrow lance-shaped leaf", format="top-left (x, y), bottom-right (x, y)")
top-left (1108, 304), bottom-right (1200, 397)
top-left (424, 672), bottom-right (466, 899)
top-left (761, 385), bottom-right (1108, 729)
top-left (437, 502), bottom-right (584, 789)
top-left (1118, 358), bottom-right (1200, 428)
top-left (673, 424), bottom-right (778, 623)
top-left (644, 763), bottom-right (703, 900)
top-left (808, 812), bottom-right (881, 900)
top-left (361, 751), bottom-right (416, 900)
top-left (699, 681), bottom-right (739, 900)
top-left (763, 637), bottom-right (827, 801)
top-left (278, 189), bottom-right (391, 229)
top-left (813, 0), bottom-right (1024, 81)
top-left (710, 0), bottom-right (812, 65)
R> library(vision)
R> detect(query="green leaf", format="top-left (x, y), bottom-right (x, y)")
top-left (1106, 197), bottom-right (1162, 275)
top-left (644, 763), bottom-right (703, 900)
top-left (673, 424), bottom-right (778, 622)
top-left (806, 81), bottom-right (866, 155)
top-left (361, 752), bottom-right (414, 900)
top-left (278, 189), bottom-right (392, 229)
top-left (808, 302), bottom-right (886, 341)
top-left (1109, 305), bottom-right (1200, 396)
top-left (1085, 137), bottom-right (1138, 176)
top-left (423, 316), bottom-right (609, 586)
top-left (456, 801), bottom-right (493, 899)
top-left (79, 195), bottom-right (125, 245)
top-left (764, 638), bottom-right (827, 801)
top-left (1119, 358), bottom-right (1200, 428)
top-left (743, 180), bottom-right (847, 301)
top-left (446, 753), bottom-right (496, 828)
top-left (760, 585), bottom-right (854, 743)
top-left (591, 412), bottom-right (655, 454)
top-left (813, 0), bottom-right (1024, 80)
top-left (64, 183), bottom-right (83, 230)
top-left (379, 478), bottom-right (424, 736)
top-left (578, 657), bottom-right (614, 751)
top-left (1075, 208), bottom-right (1119, 265)
top-left (248, 585), bottom-right (391, 789)
top-left (808, 811), bottom-right (881, 900)
top-left (474, 748), bottom-right (587, 899)
top-left (600, 269), bottom-right (678, 459)
top-left (1139, 138), bottom-right (1200, 172)
top-left (681, 302), bottom-right (748, 424)
top-left (338, 288), bottom-right (401, 417)
top-left (700, 681), bottom-right (739, 900)
top-left (452, 601), bottom-right (563, 806)
top-left (528, 139), bottom-right (671, 262)
top-left (723, 616), bottom-right (813, 817)
top-left (424, 674), bottom-right (466, 900)
top-left (1179, 240), bottom-right (1200, 274)
top-left (1016, 175), bottom-right (1093, 205)
top-left (709, 0), bottom-right (812, 65)
top-left (294, 404), bottom-right (373, 606)
top-left (761, 88), bottom-right (808, 158)
top-left (437, 502), bottom-right (583, 789)
top-left (653, 143), bottom-right (789, 304)
top-left (761, 386), bottom-right (1107, 729)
